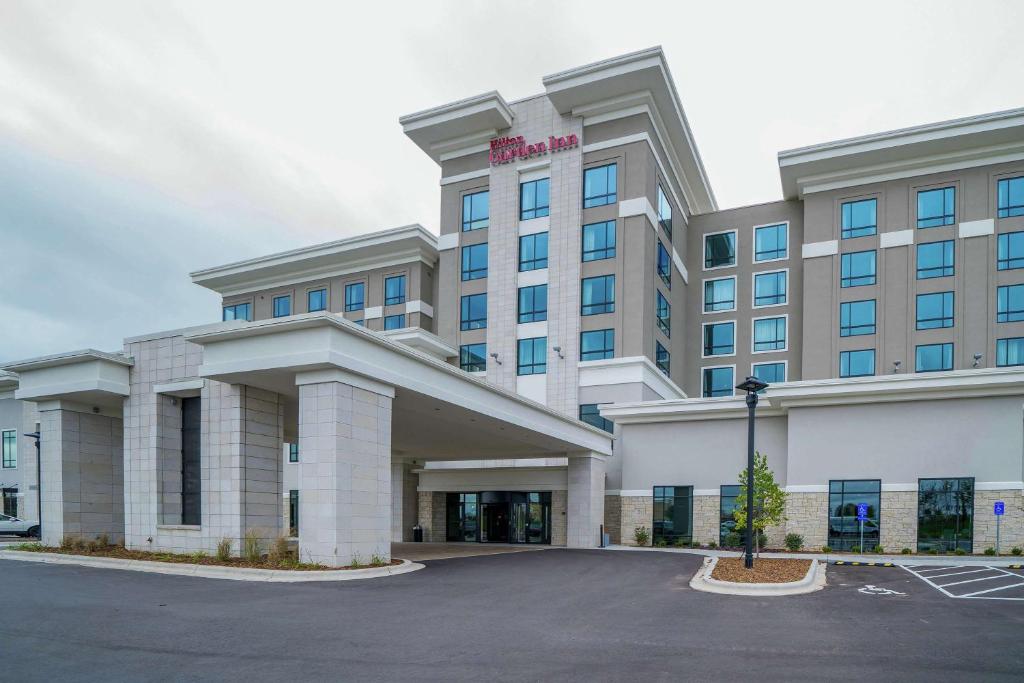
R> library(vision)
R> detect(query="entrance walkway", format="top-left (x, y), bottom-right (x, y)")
top-left (392, 542), bottom-right (551, 562)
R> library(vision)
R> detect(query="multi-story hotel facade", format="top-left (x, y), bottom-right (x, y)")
top-left (2, 47), bottom-right (1022, 561)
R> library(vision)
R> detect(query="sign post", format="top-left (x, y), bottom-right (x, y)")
top-left (857, 503), bottom-right (869, 553)
top-left (995, 500), bottom-right (1005, 555)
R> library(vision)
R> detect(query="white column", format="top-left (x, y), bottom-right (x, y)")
top-left (566, 453), bottom-right (607, 548)
top-left (391, 459), bottom-right (418, 542)
top-left (296, 370), bottom-right (393, 567)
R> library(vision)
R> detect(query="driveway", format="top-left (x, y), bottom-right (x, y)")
top-left (1, 550), bottom-right (1022, 681)
top-left (392, 541), bottom-right (549, 561)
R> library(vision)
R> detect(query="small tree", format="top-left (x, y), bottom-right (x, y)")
top-left (732, 452), bottom-right (787, 559)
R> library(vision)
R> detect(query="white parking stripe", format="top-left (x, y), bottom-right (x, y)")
top-left (926, 568), bottom-right (993, 579)
top-left (900, 564), bottom-right (1024, 601)
top-left (936, 574), bottom-right (1009, 588)
top-left (959, 582), bottom-right (1024, 598)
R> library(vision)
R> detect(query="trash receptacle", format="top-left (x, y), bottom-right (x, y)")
top-left (412, 524), bottom-right (423, 542)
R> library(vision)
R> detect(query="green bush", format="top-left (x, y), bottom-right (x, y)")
top-left (784, 533), bottom-right (803, 551)
top-left (370, 554), bottom-right (387, 567)
top-left (633, 526), bottom-right (650, 546)
top-left (672, 536), bottom-right (686, 548)
top-left (874, 545), bottom-right (885, 554)
top-left (928, 548), bottom-right (939, 555)
top-left (954, 548), bottom-right (967, 556)
top-left (850, 545), bottom-right (862, 553)
top-left (1012, 547), bottom-right (1023, 556)
top-left (723, 532), bottom-right (741, 548)
top-left (243, 529), bottom-right (262, 563)
top-left (654, 537), bottom-right (668, 548)
top-left (350, 553), bottom-right (362, 569)
top-left (707, 541), bottom-right (718, 549)
top-left (216, 538), bottom-right (232, 562)
top-left (901, 548), bottom-right (912, 554)
top-left (984, 547), bottom-right (996, 556)
top-left (821, 545), bottom-right (832, 553)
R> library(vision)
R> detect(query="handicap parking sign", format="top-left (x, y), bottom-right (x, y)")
top-left (994, 501), bottom-right (1005, 516)
top-left (856, 503), bottom-right (869, 521)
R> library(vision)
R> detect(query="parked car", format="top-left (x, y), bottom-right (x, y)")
top-left (0, 513), bottom-right (39, 538)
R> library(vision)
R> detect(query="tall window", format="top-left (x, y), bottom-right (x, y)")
top-left (752, 362), bottom-right (785, 384)
top-left (656, 291), bottom-right (671, 337)
top-left (461, 243), bottom-right (488, 281)
top-left (704, 231), bottom-right (736, 269)
top-left (655, 342), bottom-right (670, 376)
top-left (719, 485), bottom-right (742, 545)
top-left (581, 275), bottom-right (615, 315)
top-left (289, 490), bottom-right (299, 537)
top-left (753, 271), bottom-right (787, 307)
top-left (754, 223), bottom-right (787, 261)
top-left (383, 314), bottom-right (406, 330)
top-left (1, 430), bottom-right (15, 469)
top-left (917, 240), bottom-right (954, 279)
top-left (583, 163), bottom-right (617, 208)
top-left (917, 186), bottom-right (955, 228)
top-left (840, 349), bottom-right (875, 377)
top-left (180, 397), bottom-right (201, 526)
top-left (384, 275), bottom-right (406, 305)
top-left (459, 343), bottom-right (486, 372)
top-left (840, 300), bottom-right (876, 337)
top-left (222, 302), bottom-right (251, 321)
top-left (652, 486), bottom-right (693, 544)
top-left (997, 176), bottom-right (1024, 218)
top-left (519, 233), bottom-right (548, 271)
top-left (840, 250), bottom-right (876, 287)
top-left (752, 316), bottom-right (786, 352)
top-left (288, 443), bottom-right (298, 463)
top-left (579, 404), bottom-right (613, 434)
top-left (344, 282), bottom-right (365, 312)
top-left (2, 488), bottom-right (17, 517)
top-left (997, 232), bottom-right (1024, 270)
top-left (997, 337), bottom-right (1024, 367)
top-left (828, 480), bottom-right (881, 551)
top-left (518, 284), bottom-right (548, 323)
top-left (916, 343), bottom-right (953, 372)
top-left (580, 329), bottom-right (614, 361)
top-left (272, 295), bottom-right (291, 318)
top-left (517, 337), bottom-right (547, 376)
top-left (703, 322), bottom-right (735, 356)
top-left (582, 220), bottom-right (616, 261)
top-left (462, 190), bottom-right (489, 231)
top-left (307, 288), bottom-right (326, 312)
top-left (997, 284), bottom-right (1024, 322)
top-left (702, 366), bottom-right (734, 397)
top-left (916, 292), bottom-right (954, 329)
top-left (657, 185), bottom-right (672, 239)
top-left (520, 178), bottom-right (550, 220)
top-left (657, 241), bottom-right (671, 288)
top-left (460, 293), bottom-right (487, 330)
top-left (841, 198), bottom-right (877, 238)
top-left (918, 478), bottom-right (974, 553)
top-left (704, 277), bottom-right (735, 312)
top-left (445, 493), bottom-right (480, 543)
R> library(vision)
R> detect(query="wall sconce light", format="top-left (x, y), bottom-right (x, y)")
top-left (892, 360), bottom-right (901, 374)
top-left (973, 353), bottom-right (983, 368)
top-left (489, 352), bottom-right (502, 366)
top-left (553, 346), bottom-right (564, 359)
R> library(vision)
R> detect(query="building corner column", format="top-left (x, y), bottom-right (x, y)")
top-left (567, 452), bottom-right (607, 548)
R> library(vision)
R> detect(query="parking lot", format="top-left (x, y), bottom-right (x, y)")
top-left (1, 550), bottom-right (1022, 681)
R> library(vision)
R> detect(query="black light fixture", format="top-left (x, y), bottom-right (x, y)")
top-left (734, 376), bottom-right (768, 569)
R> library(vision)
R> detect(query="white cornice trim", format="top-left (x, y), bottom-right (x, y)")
top-left (579, 356), bottom-right (686, 400)
top-left (2, 349), bottom-right (133, 372)
top-left (440, 168), bottom-right (490, 186)
top-left (381, 327), bottom-right (456, 360)
top-left (439, 143), bottom-right (490, 162)
top-left (802, 240), bottom-right (838, 259)
top-left (363, 306), bottom-right (383, 320)
top-left (437, 233), bottom-right (458, 251)
top-left (406, 300), bottom-right (434, 318)
top-left (880, 229), bottom-right (914, 248)
top-left (671, 248), bottom-right (689, 285)
top-left (959, 218), bottom-right (995, 238)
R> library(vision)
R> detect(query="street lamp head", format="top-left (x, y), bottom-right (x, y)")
top-left (735, 376), bottom-right (769, 394)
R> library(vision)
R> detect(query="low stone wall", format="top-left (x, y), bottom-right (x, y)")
top-left (784, 493), bottom-right (828, 550)
top-left (692, 495), bottom-right (719, 546)
top-left (620, 495), bottom-right (653, 546)
top-left (603, 495), bottom-right (621, 545)
top-left (416, 491), bottom-right (447, 542)
top-left (880, 491), bottom-right (916, 552)
top-left (976, 489), bottom-right (1023, 553)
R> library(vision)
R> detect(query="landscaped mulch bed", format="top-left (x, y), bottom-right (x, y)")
top-left (710, 557), bottom-right (811, 584)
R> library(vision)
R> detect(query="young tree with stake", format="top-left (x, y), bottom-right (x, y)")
top-left (732, 452), bottom-right (787, 559)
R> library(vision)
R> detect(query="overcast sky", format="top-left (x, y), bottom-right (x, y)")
top-left (1, 0), bottom-right (1022, 362)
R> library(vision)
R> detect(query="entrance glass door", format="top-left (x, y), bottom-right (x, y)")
top-left (510, 501), bottom-right (528, 543)
top-left (481, 502), bottom-right (510, 543)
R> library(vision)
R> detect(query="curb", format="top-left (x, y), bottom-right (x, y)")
top-left (832, 561), bottom-right (894, 567)
top-left (0, 550), bottom-right (425, 582)
top-left (689, 556), bottom-right (826, 596)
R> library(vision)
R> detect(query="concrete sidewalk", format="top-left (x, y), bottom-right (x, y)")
top-left (604, 544), bottom-right (1024, 567)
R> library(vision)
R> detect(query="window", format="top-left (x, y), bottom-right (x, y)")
top-left (517, 337), bottom-right (547, 376)
top-left (307, 288), bottom-right (326, 312)
top-left (383, 314), bottom-right (406, 330)
top-left (581, 275), bottom-right (615, 315)
top-left (915, 343), bottom-right (953, 372)
top-left (653, 486), bottom-right (692, 544)
top-left (828, 480), bottom-right (881, 552)
top-left (655, 342), bottom-right (670, 376)
top-left (1, 430), bottom-right (15, 469)
top-left (582, 220), bottom-right (616, 261)
top-left (917, 241), bottom-right (954, 279)
top-left (657, 241), bottom-right (671, 288)
top-left (702, 366), bottom-right (734, 397)
top-left (580, 329), bottom-right (614, 361)
top-left (703, 322), bottom-right (735, 357)
top-left (272, 295), bottom-right (291, 318)
top-left (841, 198), bottom-right (877, 238)
top-left (460, 293), bottom-right (487, 331)
top-left (519, 232), bottom-right (548, 271)
top-left (518, 284), bottom-right (548, 323)
top-left (719, 485), bottom-right (742, 545)
top-left (997, 176), bottom-right (1024, 218)
top-left (997, 337), bottom-right (1024, 367)
top-left (462, 190), bottom-right (489, 231)
top-left (998, 284), bottom-right (1024, 322)
top-left (2, 489), bottom-right (16, 517)
top-left (754, 223), bottom-right (787, 261)
top-left (583, 163), bottom-right (616, 208)
top-left (222, 302), bottom-right (251, 321)
top-left (704, 277), bottom-right (735, 312)
top-left (445, 493), bottom-right (480, 543)
top-left (752, 316), bottom-right (786, 352)
top-left (997, 232), bottom-right (1024, 270)
top-left (840, 349), bottom-right (875, 377)
top-left (916, 292), bottom-right (954, 329)
top-left (384, 275), bottom-right (406, 305)
top-left (459, 343), bottom-right (486, 372)
top-left (752, 362), bottom-right (786, 385)
top-left (840, 250), bottom-right (876, 287)
top-left (520, 177), bottom-right (550, 220)
top-left (461, 243), bottom-right (488, 281)
top-left (918, 478), bottom-right (974, 553)
top-left (753, 270), bottom-right (787, 307)
top-left (288, 443), bottom-right (298, 463)
top-left (579, 404), bottom-right (613, 434)
top-left (180, 397), bottom-right (201, 526)
top-left (344, 282), bottom-right (365, 312)
top-left (840, 300), bottom-right (876, 337)
top-left (289, 490), bottom-right (299, 537)
top-left (657, 185), bottom-right (672, 239)
top-left (656, 291), bottom-right (671, 337)
top-left (917, 186), bottom-right (955, 228)
top-left (704, 231), bottom-right (736, 269)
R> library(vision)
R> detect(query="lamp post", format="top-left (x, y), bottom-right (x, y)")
top-left (735, 376), bottom-right (768, 569)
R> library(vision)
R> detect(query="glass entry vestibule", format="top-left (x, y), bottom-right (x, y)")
top-left (445, 491), bottom-right (552, 544)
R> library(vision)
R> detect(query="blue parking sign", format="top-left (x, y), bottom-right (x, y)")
top-left (856, 503), bottom-right (869, 521)
top-left (994, 501), bottom-right (1005, 516)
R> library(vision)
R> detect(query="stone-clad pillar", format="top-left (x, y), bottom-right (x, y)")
top-left (567, 453), bottom-right (607, 548)
top-left (296, 370), bottom-right (393, 567)
top-left (391, 459), bottom-right (418, 542)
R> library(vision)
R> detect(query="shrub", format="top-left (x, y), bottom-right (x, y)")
top-left (216, 538), bottom-right (232, 562)
top-left (784, 533), bottom-right (803, 551)
top-left (724, 532), bottom-right (741, 548)
top-left (60, 535), bottom-right (75, 551)
top-left (928, 548), bottom-right (939, 555)
top-left (1012, 547), bottom-right (1023, 556)
top-left (984, 547), bottom-right (996, 556)
top-left (821, 545), bottom-right (832, 553)
top-left (874, 545), bottom-right (885, 554)
top-left (850, 545), bottom-right (861, 553)
top-left (268, 536), bottom-right (291, 566)
top-left (370, 554), bottom-right (387, 567)
top-left (707, 541), bottom-right (718, 549)
top-left (350, 553), bottom-right (362, 569)
top-left (654, 537), bottom-right (668, 548)
top-left (243, 529), bottom-right (262, 563)
top-left (633, 526), bottom-right (650, 546)
top-left (97, 533), bottom-right (110, 548)
top-left (901, 548), bottom-right (912, 554)
top-left (672, 536), bottom-right (686, 548)
top-left (954, 548), bottom-right (967, 556)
